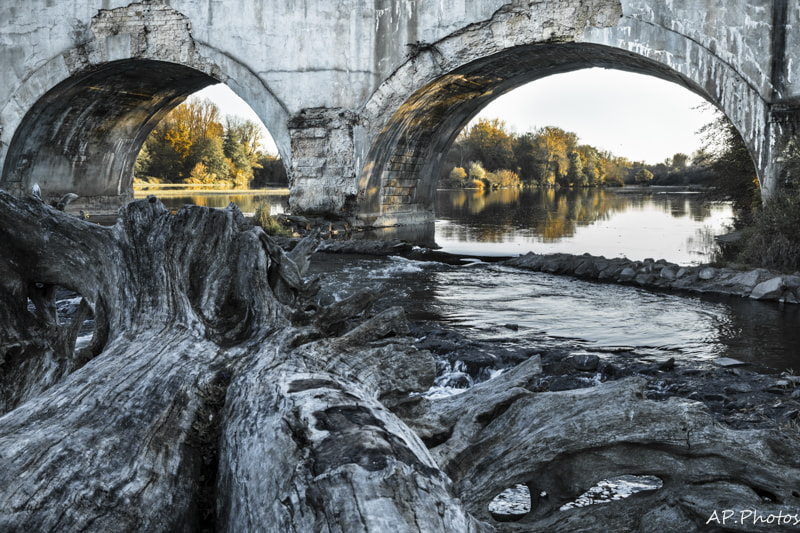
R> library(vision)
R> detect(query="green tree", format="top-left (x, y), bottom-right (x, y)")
top-left (512, 132), bottom-right (540, 185)
top-left (252, 153), bottom-right (287, 187)
top-left (134, 142), bottom-right (152, 180)
top-left (567, 150), bottom-right (586, 187)
top-left (463, 118), bottom-right (515, 172)
top-left (223, 126), bottom-right (253, 189)
top-left (142, 120), bottom-right (185, 182)
top-left (634, 168), bottom-right (654, 184)
top-left (187, 136), bottom-right (229, 182)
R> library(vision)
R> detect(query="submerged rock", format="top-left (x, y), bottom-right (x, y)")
top-left (570, 352), bottom-right (600, 372)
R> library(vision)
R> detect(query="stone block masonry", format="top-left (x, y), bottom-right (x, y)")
top-left (1, 0), bottom-right (799, 225)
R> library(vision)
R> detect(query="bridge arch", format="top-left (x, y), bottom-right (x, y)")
top-left (0, 2), bottom-right (289, 211)
top-left (354, 5), bottom-right (771, 227)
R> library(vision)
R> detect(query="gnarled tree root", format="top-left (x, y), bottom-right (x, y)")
top-left (2, 190), bottom-right (800, 532)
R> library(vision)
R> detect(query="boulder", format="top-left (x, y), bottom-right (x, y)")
top-left (660, 267), bottom-right (677, 281)
top-left (750, 276), bottom-right (785, 300)
top-left (723, 270), bottom-right (761, 288)
top-left (698, 267), bottom-right (717, 280)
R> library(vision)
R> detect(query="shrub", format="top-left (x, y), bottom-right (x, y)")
top-left (468, 161), bottom-right (487, 182)
top-left (450, 166), bottom-right (467, 181)
top-left (737, 192), bottom-right (800, 271)
top-left (491, 169), bottom-right (520, 188)
top-left (254, 202), bottom-right (292, 237)
top-left (634, 168), bottom-right (654, 184)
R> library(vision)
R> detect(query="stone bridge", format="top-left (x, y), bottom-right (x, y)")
top-left (1, 0), bottom-right (798, 228)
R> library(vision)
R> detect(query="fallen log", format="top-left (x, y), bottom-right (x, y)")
top-left (2, 189), bottom-right (800, 532)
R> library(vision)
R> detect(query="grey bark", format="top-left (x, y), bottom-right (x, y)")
top-left (2, 190), bottom-right (800, 532)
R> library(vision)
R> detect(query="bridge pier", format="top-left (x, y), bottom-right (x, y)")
top-left (287, 108), bottom-right (361, 219)
top-left (764, 104), bottom-right (800, 200)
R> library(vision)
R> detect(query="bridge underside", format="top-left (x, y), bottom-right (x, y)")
top-left (2, 1), bottom-right (797, 229)
top-left (1, 60), bottom-right (216, 212)
top-left (354, 42), bottom-right (758, 228)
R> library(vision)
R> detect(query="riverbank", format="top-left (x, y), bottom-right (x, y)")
top-left (506, 251), bottom-right (800, 304)
top-left (310, 236), bottom-right (800, 305)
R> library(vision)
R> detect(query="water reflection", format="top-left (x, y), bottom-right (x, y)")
top-left (435, 187), bottom-right (733, 265)
top-left (134, 190), bottom-right (289, 214)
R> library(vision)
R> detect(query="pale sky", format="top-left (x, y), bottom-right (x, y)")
top-left (474, 68), bottom-right (716, 164)
top-left (197, 67), bottom-right (716, 164)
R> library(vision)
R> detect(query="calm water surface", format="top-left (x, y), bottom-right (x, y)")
top-left (435, 187), bottom-right (733, 265)
top-left (135, 189), bottom-right (288, 215)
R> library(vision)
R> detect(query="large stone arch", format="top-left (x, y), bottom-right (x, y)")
top-left (353, 0), bottom-right (773, 228)
top-left (0, 2), bottom-right (289, 212)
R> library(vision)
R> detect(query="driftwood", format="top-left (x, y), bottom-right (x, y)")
top-left (2, 190), bottom-right (800, 532)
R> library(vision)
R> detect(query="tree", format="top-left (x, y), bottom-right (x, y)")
top-left (579, 145), bottom-right (603, 187)
top-left (512, 132), bottom-right (540, 185)
top-left (566, 150), bottom-right (586, 187)
top-left (187, 136), bottom-right (229, 182)
top-left (134, 142), bottom-right (151, 181)
top-left (671, 152), bottom-right (689, 172)
top-left (634, 168), bottom-right (654, 184)
top-left (3, 191), bottom-right (800, 531)
top-left (463, 118), bottom-right (515, 172)
top-left (536, 126), bottom-right (578, 187)
top-left (252, 153), bottom-right (288, 187)
top-left (696, 106), bottom-right (758, 213)
top-left (223, 126), bottom-right (253, 189)
top-left (141, 120), bottom-right (185, 182)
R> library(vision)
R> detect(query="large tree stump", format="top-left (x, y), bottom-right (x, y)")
top-left (2, 189), bottom-right (800, 532)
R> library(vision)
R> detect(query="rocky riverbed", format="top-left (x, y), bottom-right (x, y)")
top-left (301, 237), bottom-right (800, 435)
top-left (409, 320), bottom-right (800, 433)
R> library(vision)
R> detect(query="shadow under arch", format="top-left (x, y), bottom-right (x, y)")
top-left (356, 42), bottom-right (758, 229)
top-left (1, 59), bottom-right (219, 210)
top-left (1, 60), bottom-right (290, 214)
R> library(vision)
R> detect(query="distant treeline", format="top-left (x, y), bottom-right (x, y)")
top-left (440, 119), bottom-right (635, 189)
top-left (439, 115), bottom-right (755, 196)
top-left (134, 97), bottom-right (287, 189)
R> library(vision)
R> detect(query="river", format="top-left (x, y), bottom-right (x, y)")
top-left (146, 186), bottom-right (799, 373)
top-left (142, 185), bottom-right (800, 513)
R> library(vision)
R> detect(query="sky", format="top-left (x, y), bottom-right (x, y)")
top-left (196, 67), bottom-right (717, 164)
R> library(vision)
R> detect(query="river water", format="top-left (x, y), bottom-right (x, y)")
top-left (150, 186), bottom-right (800, 373)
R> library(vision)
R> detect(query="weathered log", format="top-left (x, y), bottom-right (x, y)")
top-left (216, 330), bottom-right (487, 532)
top-left (0, 191), bottom-right (482, 531)
top-left (4, 189), bottom-right (800, 532)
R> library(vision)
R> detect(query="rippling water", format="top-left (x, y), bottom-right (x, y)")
top-left (311, 255), bottom-right (800, 372)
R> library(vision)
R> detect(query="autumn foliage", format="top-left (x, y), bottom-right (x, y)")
top-left (135, 97), bottom-right (286, 188)
top-left (441, 119), bottom-right (634, 189)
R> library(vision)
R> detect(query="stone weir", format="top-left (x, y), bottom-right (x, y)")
top-left (506, 252), bottom-right (800, 305)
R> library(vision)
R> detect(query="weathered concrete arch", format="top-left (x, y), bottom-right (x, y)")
top-left (1, 0), bottom-right (798, 225)
top-left (352, 0), bottom-right (787, 227)
top-left (0, 2), bottom-right (289, 210)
